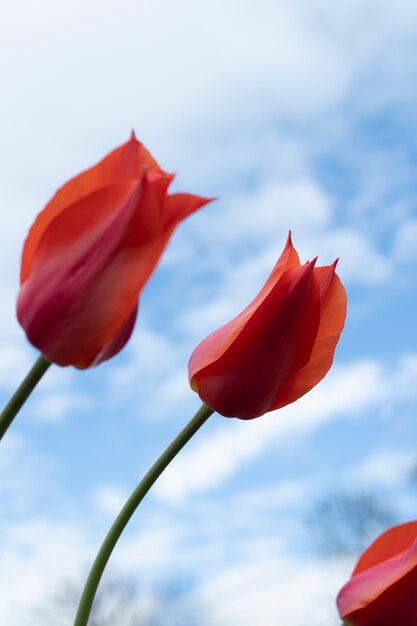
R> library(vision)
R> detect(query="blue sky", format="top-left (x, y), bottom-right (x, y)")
top-left (1, 1), bottom-right (417, 625)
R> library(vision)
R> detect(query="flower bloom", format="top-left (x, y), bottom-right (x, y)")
top-left (17, 132), bottom-right (211, 367)
top-left (337, 521), bottom-right (417, 626)
top-left (188, 233), bottom-right (346, 419)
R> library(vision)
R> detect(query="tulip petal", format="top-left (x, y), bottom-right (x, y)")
top-left (353, 521), bottom-right (417, 575)
top-left (192, 260), bottom-right (320, 418)
top-left (17, 173), bottom-right (175, 366)
top-left (84, 305), bottom-right (139, 368)
top-left (163, 193), bottom-right (215, 230)
top-left (29, 179), bottom-right (144, 276)
top-left (189, 233), bottom-right (300, 386)
top-left (21, 133), bottom-right (160, 283)
top-left (271, 261), bottom-right (347, 410)
top-left (337, 537), bottom-right (417, 625)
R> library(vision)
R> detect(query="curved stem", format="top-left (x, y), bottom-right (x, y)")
top-left (0, 354), bottom-right (51, 441)
top-left (73, 403), bottom-right (214, 626)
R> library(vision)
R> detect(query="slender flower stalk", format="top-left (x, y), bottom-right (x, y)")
top-left (0, 354), bottom-right (50, 441)
top-left (73, 403), bottom-right (214, 626)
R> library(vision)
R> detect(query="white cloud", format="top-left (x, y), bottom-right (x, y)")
top-left (213, 178), bottom-right (331, 244)
top-left (0, 0), bottom-right (415, 198)
top-left (196, 555), bottom-right (350, 626)
top-left (0, 343), bottom-right (33, 392)
top-left (114, 517), bottom-right (189, 575)
top-left (109, 326), bottom-right (191, 421)
top-left (0, 358), bottom-right (93, 425)
top-left (32, 391), bottom-right (92, 423)
top-left (0, 433), bottom-right (57, 516)
top-left (233, 480), bottom-right (310, 512)
top-left (393, 219), bottom-right (417, 262)
top-left (0, 499), bottom-right (352, 626)
top-left (92, 484), bottom-right (129, 517)
top-left (0, 518), bottom-right (91, 626)
top-left (392, 354), bottom-right (417, 401)
top-left (308, 228), bottom-right (392, 286)
top-left (351, 449), bottom-right (416, 487)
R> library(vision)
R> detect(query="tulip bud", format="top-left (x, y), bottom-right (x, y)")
top-left (189, 233), bottom-right (347, 419)
top-left (18, 133), bottom-right (212, 367)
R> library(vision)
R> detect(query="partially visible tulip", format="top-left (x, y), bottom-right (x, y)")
top-left (188, 233), bottom-right (346, 419)
top-left (17, 133), bottom-right (211, 367)
top-left (337, 521), bottom-right (417, 626)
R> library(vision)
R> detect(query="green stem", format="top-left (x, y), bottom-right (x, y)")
top-left (73, 403), bottom-right (214, 626)
top-left (0, 354), bottom-right (51, 441)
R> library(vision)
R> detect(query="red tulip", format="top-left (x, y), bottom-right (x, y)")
top-left (337, 521), bottom-right (417, 626)
top-left (188, 233), bottom-right (346, 419)
top-left (17, 132), bottom-right (211, 367)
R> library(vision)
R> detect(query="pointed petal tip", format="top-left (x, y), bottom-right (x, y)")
top-left (192, 195), bottom-right (217, 211)
top-left (130, 129), bottom-right (137, 141)
top-left (145, 169), bottom-right (175, 187)
top-left (332, 258), bottom-right (340, 269)
top-left (299, 256), bottom-right (318, 276)
top-left (185, 195), bottom-right (218, 210)
top-left (283, 231), bottom-right (295, 251)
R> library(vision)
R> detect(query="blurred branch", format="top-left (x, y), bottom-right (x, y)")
top-left (29, 574), bottom-right (201, 626)
top-left (308, 490), bottom-right (397, 557)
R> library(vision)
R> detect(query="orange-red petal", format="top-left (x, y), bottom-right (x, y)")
top-left (271, 260), bottom-right (347, 409)
top-left (163, 192), bottom-right (215, 231)
top-left (17, 179), bottom-right (144, 365)
top-left (21, 133), bottom-right (160, 283)
top-left (337, 523), bottom-right (417, 626)
top-left (188, 233), bottom-right (300, 386)
top-left (353, 522), bottom-right (417, 575)
top-left (190, 258), bottom-right (321, 419)
top-left (18, 173), bottom-right (191, 366)
top-left (82, 305), bottom-right (139, 368)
